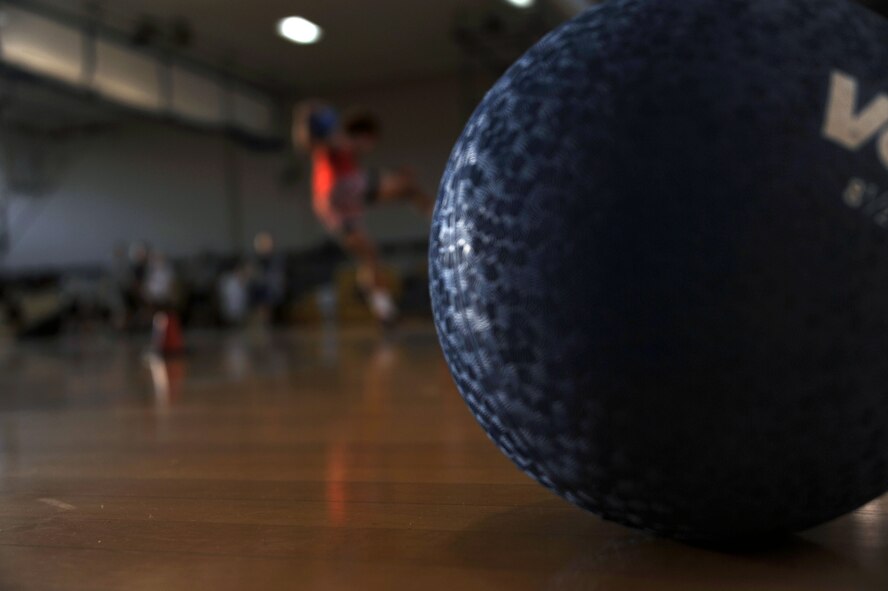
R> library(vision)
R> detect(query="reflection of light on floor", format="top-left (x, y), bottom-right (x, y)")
top-left (372, 342), bottom-right (397, 370)
top-left (144, 354), bottom-right (186, 414)
top-left (145, 353), bottom-right (171, 412)
top-left (224, 337), bottom-right (250, 379)
top-left (325, 442), bottom-right (348, 526)
top-left (849, 496), bottom-right (888, 554)
top-left (321, 320), bottom-right (339, 367)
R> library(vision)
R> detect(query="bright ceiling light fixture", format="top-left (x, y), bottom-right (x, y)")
top-left (277, 16), bottom-right (323, 45)
top-left (505, 0), bottom-right (536, 7)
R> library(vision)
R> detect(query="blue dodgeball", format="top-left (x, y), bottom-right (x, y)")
top-left (430, 0), bottom-right (888, 540)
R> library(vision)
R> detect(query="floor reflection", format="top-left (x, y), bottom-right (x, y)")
top-left (0, 326), bottom-right (886, 590)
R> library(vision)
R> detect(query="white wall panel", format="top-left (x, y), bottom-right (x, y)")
top-left (230, 89), bottom-right (273, 135)
top-left (93, 40), bottom-right (161, 111)
top-left (0, 7), bottom-right (83, 84)
top-left (171, 66), bottom-right (225, 126)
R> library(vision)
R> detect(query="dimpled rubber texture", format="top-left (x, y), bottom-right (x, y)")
top-left (430, 0), bottom-right (888, 541)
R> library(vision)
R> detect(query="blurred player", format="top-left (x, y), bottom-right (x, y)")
top-left (294, 102), bottom-right (433, 326)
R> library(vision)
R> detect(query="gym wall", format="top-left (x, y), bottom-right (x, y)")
top-left (0, 74), bottom-right (464, 271)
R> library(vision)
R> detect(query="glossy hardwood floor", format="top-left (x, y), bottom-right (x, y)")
top-left (0, 325), bottom-right (886, 590)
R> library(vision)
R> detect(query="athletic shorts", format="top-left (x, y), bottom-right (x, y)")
top-left (316, 170), bottom-right (380, 236)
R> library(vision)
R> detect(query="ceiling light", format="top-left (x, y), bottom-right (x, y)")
top-left (277, 16), bottom-right (322, 45)
top-left (505, 0), bottom-right (536, 8)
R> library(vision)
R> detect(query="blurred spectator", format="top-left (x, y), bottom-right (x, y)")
top-left (182, 251), bottom-right (220, 326)
top-left (0, 286), bottom-right (12, 343)
top-left (218, 260), bottom-right (250, 326)
top-left (61, 274), bottom-right (106, 332)
top-left (144, 251), bottom-right (176, 309)
top-left (250, 232), bottom-right (286, 324)
top-left (129, 242), bottom-right (149, 293)
top-left (126, 242), bottom-right (151, 328)
top-left (108, 244), bottom-right (130, 329)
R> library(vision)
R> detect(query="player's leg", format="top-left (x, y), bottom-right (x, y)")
top-left (324, 174), bottom-right (401, 325)
top-left (340, 223), bottom-right (398, 324)
top-left (371, 168), bottom-right (434, 215)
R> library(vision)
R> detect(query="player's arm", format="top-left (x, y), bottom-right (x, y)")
top-left (293, 101), bottom-right (345, 152)
top-left (292, 101), bottom-right (320, 152)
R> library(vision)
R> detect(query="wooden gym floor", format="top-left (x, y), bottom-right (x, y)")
top-left (0, 325), bottom-right (886, 590)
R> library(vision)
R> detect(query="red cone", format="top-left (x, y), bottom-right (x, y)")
top-left (152, 311), bottom-right (185, 356)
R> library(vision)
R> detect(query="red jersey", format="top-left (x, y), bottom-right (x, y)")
top-left (312, 146), bottom-right (358, 217)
